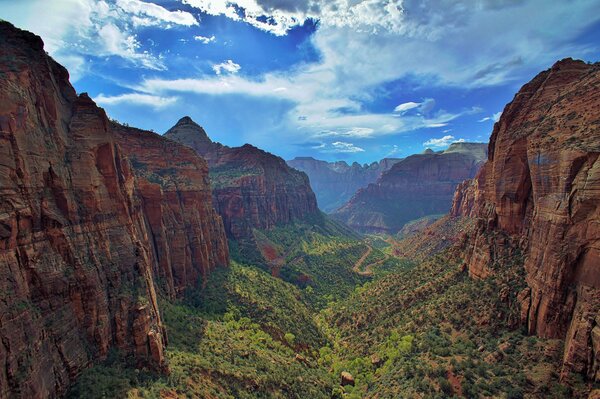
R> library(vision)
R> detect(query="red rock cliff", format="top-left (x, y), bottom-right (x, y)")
top-left (334, 143), bottom-right (487, 233)
top-left (452, 59), bottom-right (600, 381)
top-left (165, 117), bottom-right (319, 239)
top-left (0, 22), bottom-right (228, 398)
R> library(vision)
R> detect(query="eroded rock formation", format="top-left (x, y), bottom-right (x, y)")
top-left (286, 156), bottom-right (402, 213)
top-left (451, 58), bottom-right (600, 381)
top-left (165, 117), bottom-right (319, 239)
top-left (0, 22), bottom-right (228, 398)
top-left (334, 143), bottom-right (487, 233)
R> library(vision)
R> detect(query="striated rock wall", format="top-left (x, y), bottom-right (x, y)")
top-left (333, 143), bottom-right (487, 233)
top-left (113, 124), bottom-right (229, 296)
top-left (451, 59), bottom-right (600, 381)
top-left (286, 156), bottom-right (402, 213)
top-left (0, 22), bottom-right (228, 398)
top-left (165, 117), bottom-right (319, 239)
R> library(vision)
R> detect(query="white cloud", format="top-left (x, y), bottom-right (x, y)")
top-left (116, 0), bottom-right (198, 27)
top-left (94, 92), bottom-right (178, 108)
top-left (212, 60), bottom-right (241, 75)
top-left (385, 144), bottom-right (401, 156)
top-left (479, 111), bottom-right (503, 122)
top-left (394, 102), bottom-right (420, 113)
top-left (182, 0), bottom-right (405, 36)
top-left (0, 0), bottom-right (189, 77)
top-left (423, 135), bottom-right (465, 149)
top-left (316, 141), bottom-right (365, 153)
top-left (194, 35), bottom-right (216, 44)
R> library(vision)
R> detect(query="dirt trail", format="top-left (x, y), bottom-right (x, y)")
top-left (352, 245), bottom-right (390, 276)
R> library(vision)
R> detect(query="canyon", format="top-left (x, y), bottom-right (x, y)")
top-left (0, 19), bottom-right (599, 399)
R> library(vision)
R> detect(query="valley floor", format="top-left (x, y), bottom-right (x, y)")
top-left (69, 217), bottom-right (598, 399)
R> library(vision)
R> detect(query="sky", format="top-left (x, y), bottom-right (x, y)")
top-left (2, 0), bottom-right (599, 163)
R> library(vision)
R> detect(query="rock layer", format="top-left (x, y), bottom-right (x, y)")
top-left (334, 143), bottom-right (487, 233)
top-left (165, 117), bottom-right (319, 239)
top-left (0, 22), bottom-right (228, 398)
top-left (451, 59), bottom-right (600, 381)
top-left (286, 157), bottom-right (402, 213)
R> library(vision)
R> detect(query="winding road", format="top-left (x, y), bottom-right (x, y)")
top-left (352, 245), bottom-right (391, 276)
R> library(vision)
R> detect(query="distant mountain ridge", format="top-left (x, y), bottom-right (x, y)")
top-left (165, 117), bottom-right (319, 239)
top-left (287, 156), bottom-right (402, 212)
top-left (333, 142), bottom-right (488, 233)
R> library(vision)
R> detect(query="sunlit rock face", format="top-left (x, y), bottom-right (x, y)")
top-left (451, 58), bottom-right (600, 381)
top-left (0, 21), bottom-right (228, 398)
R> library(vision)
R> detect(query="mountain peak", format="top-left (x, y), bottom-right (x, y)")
top-left (176, 116), bottom-right (196, 125)
top-left (164, 116), bottom-right (212, 146)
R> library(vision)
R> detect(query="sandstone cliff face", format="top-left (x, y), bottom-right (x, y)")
top-left (113, 124), bottom-right (229, 296)
top-left (0, 22), bottom-right (228, 398)
top-left (333, 143), bottom-right (487, 233)
top-left (451, 59), bottom-right (600, 381)
top-left (286, 157), bottom-right (402, 213)
top-left (165, 117), bottom-right (319, 239)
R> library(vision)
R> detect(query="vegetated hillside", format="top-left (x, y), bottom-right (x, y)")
top-left (287, 157), bottom-right (402, 213)
top-left (164, 117), bottom-right (319, 240)
top-left (0, 21), bottom-right (228, 397)
top-left (333, 142), bottom-right (487, 234)
top-left (451, 58), bottom-right (600, 383)
top-left (320, 224), bottom-right (595, 398)
top-left (67, 220), bottom-right (403, 398)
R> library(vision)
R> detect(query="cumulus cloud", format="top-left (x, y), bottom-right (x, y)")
top-left (423, 135), bottom-right (465, 149)
top-left (94, 92), bottom-right (178, 108)
top-left (0, 0), bottom-right (198, 76)
top-left (182, 0), bottom-right (405, 36)
top-left (194, 35), bottom-right (216, 44)
top-left (212, 60), bottom-right (241, 75)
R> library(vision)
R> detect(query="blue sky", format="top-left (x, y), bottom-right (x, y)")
top-left (2, 0), bottom-right (599, 163)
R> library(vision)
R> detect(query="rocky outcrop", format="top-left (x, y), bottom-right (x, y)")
top-left (286, 157), bottom-right (402, 213)
top-left (333, 143), bottom-right (487, 233)
top-left (165, 117), bottom-right (319, 239)
top-left (0, 21), bottom-right (228, 398)
top-left (112, 124), bottom-right (229, 296)
top-left (451, 59), bottom-right (600, 381)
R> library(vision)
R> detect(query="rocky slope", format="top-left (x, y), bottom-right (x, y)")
top-left (286, 157), bottom-right (402, 213)
top-left (0, 22), bottom-right (228, 398)
top-left (165, 117), bottom-right (319, 239)
top-left (451, 58), bottom-right (600, 381)
top-left (333, 142), bottom-right (487, 233)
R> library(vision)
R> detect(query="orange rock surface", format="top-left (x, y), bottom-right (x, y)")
top-left (452, 58), bottom-right (600, 381)
top-left (0, 22), bottom-right (228, 398)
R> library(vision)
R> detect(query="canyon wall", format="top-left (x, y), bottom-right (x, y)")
top-left (452, 59), bottom-right (599, 381)
top-left (165, 117), bottom-right (319, 239)
top-left (0, 22), bottom-right (228, 398)
top-left (334, 143), bottom-right (487, 233)
top-left (287, 156), bottom-right (402, 213)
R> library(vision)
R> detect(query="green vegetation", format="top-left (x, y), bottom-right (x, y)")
top-left (69, 217), bottom-right (596, 398)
